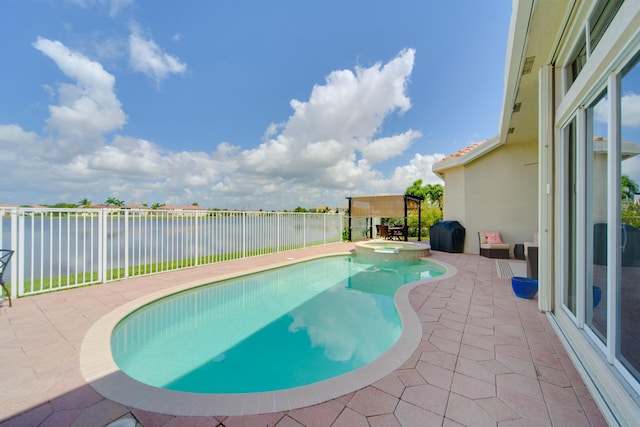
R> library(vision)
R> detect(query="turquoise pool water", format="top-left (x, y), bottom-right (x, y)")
top-left (111, 255), bottom-right (446, 394)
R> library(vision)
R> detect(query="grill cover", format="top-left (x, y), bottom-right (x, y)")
top-left (430, 221), bottom-right (465, 253)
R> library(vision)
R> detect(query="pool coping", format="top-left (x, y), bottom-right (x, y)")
top-left (79, 251), bottom-right (457, 416)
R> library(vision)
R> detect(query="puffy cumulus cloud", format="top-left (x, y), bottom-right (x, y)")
top-left (3, 46), bottom-right (439, 209)
top-left (239, 48), bottom-right (421, 200)
top-left (0, 40), bottom-right (228, 206)
top-left (285, 48), bottom-right (415, 143)
top-left (289, 288), bottom-right (400, 363)
top-left (59, 136), bottom-right (239, 196)
top-left (0, 124), bottom-right (39, 151)
top-left (595, 92), bottom-right (640, 128)
top-left (33, 37), bottom-right (127, 158)
top-left (622, 93), bottom-right (640, 127)
top-left (0, 125), bottom-right (46, 182)
top-left (129, 28), bottom-right (187, 84)
top-left (386, 153), bottom-right (446, 189)
top-left (360, 130), bottom-right (422, 164)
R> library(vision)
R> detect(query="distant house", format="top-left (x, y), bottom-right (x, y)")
top-left (310, 206), bottom-right (333, 213)
top-left (158, 204), bottom-right (182, 211)
top-left (433, 1), bottom-right (640, 424)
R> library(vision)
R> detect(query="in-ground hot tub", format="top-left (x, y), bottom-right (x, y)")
top-left (355, 240), bottom-right (431, 261)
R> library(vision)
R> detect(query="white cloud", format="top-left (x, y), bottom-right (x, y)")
top-left (361, 130), bottom-right (422, 164)
top-left (2, 47), bottom-right (437, 209)
top-left (129, 29), bottom-right (187, 84)
top-left (387, 153), bottom-right (446, 189)
top-left (622, 93), bottom-right (640, 127)
top-left (239, 48), bottom-right (419, 196)
top-left (595, 92), bottom-right (640, 128)
top-left (284, 48), bottom-right (415, 143)
top-left (289, 288), bottom-right (400, 363)
top-left (32, 37), bottom-right (127, 158)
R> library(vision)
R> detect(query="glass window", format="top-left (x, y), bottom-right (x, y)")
top-left (589, 0), bottom-right (624, 53)
top-left (569, 33), bottom-right (587, 88)
top-left (568, 0), bottom-right (624, 88)
top-left (619, 53), bottom-right (640, 382)
top-left (565, 119), bottom-right (578, 315)
top-left (586, 91), bottom-right (609, 343)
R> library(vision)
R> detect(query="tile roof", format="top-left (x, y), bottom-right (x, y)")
top-left (436, 140), bottom-right (486, 164)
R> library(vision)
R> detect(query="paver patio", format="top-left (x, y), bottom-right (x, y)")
top-left (0, 242), bottom-right (607, 426)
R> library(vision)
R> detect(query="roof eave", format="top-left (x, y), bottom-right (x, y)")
top-left (499, 0), bottom-right (535, 145)
top-left (432, 135), bottom-right (502, 178)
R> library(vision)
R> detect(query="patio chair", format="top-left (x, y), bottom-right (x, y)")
top-left (0, 249), bottom-right (14, 307)
top-left (376, 225), bottom-right (390, 239)
top-left (478, 231), bottom-right (510, 259)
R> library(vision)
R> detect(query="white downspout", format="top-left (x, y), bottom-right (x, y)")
top-left (538, 64), bottom-right (554, 312)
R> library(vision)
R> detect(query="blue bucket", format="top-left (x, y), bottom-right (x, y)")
top-left (511, 276), bottom-right (538, 299)
top-left (593, 286), bottom-right (602, 308)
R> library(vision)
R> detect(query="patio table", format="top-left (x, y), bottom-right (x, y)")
top-left (389, 227), bottom-right (405, 240)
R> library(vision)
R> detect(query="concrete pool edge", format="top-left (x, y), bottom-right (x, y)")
top-left (80, 252), bottom-right (457, 416)
top-left (354, 239), bottom-right (432, 261)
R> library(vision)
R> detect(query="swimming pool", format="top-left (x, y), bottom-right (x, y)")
top-left (111, 256), bottom-right (446, 393)
top-left (80, 250), bottom-right (455, 416)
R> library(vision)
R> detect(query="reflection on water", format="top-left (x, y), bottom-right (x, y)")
top-left (112, 256), bottom-right (445, 393)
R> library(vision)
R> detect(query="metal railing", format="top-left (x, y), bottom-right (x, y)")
top-left (0, 207), bottom-right (344, 298)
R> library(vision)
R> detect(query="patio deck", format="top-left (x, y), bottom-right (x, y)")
top-left (0, 242), bottom-right (607, 427)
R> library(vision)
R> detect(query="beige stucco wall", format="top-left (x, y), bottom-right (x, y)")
top-left (441, 165), bottom-right (466, 223)
top-left (440, 141), bottom-right (538, 254)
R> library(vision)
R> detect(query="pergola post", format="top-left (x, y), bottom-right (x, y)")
top-left (403, 196), bottom-right (409, 241)
top-left (347, 197), bottom-right (352, 241)
top-left (418, 199), bottom-right (422, 241)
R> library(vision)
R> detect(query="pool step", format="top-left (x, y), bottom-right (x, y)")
top-left (374, 247), bottom-right (399, 254)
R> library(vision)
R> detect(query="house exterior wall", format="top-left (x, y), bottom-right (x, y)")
top-left (440, 165), bottom-right (465, 222)
top-left (440, 142), bottom-right (538, 254)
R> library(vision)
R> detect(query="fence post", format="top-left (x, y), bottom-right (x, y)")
top-left (11, 208), bottom-right (19, 298)
top-left (277, 212), bottom-right (281, 253)
top-left (100, 210), bottom-right (106, 283)
top-left (194, 212), bottom-right (199, 267)
top-left (324, 214), bottom-right (327, 244)
top-left (242, 212), bottom-right (246, 259)
top-left (124, 209), bottom-right (129, 279)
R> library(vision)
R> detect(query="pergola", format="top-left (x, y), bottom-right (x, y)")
top-left (346, 195), bottom-right (423, 241)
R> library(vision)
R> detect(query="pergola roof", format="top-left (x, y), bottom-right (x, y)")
top-left (347, 195), bottom-right (422, 218)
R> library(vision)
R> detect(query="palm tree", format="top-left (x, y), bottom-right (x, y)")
top-left (105, 197), bottom-right (124, 207)
top-left (406, 180), bottom-right (444, 208)
top-left (151, 202), bottom-right (165, 210)
top-left (425, 184), bottom-right (444, 208)
top-left (621, 175), bottom-right (639, 202)
top-left (77, 198), bottom-right (92, 208)
top-left (406, 179), bottom-right (427, 199)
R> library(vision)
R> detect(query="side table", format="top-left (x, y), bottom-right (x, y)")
top-left (514, 243), bottom-right (525, 260)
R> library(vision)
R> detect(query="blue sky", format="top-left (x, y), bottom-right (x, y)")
top-left (0, 0), bottom-right (512, 210)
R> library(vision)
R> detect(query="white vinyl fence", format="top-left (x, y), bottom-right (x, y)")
top-left (0, 207), bottom-right (344, 298)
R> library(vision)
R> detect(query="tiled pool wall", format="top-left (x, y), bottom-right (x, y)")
top-left (354, 240), bottom-right (431, 261)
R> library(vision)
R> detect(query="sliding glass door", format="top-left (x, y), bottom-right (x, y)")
top-left (586, 91), bottom-right (608, 344)
top-left (619, 56), bottom-right (640, 383)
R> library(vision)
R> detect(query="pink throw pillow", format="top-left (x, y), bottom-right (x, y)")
top-left (485, 232), bottom-right (502, 244)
